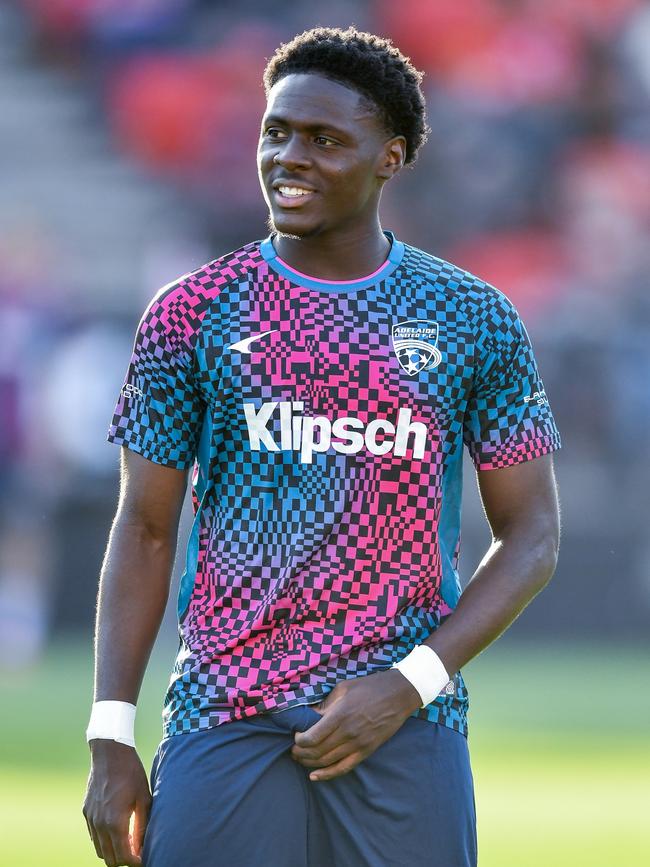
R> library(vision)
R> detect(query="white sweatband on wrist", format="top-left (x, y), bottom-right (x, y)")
top-left (391, 645), bottom-right (451, 708)
top-left (86, 701), bottom-right (137, 748)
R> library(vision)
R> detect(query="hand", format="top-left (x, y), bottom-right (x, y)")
top-left (82, 740), bottom-right (152, 867)
top-left (291, 667), bottom-right (422, 782)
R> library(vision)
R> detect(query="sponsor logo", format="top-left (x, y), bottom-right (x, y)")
top-left (524, 390), bottom-right (549, 407)
top-left (392, 320), bottom-right (441, 376)
top-left (121, 382), bottom-right (144, 400)
top-left (230, 329), bottom-right (278, 354)
top-left (243, 400), bottom-right (428, 464)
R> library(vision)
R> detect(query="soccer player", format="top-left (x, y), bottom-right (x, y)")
top-left (83, 27), bottom-right (561, 867)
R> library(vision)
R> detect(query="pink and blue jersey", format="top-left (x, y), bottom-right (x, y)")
top-left (108, 232), bottom-right (560, 739)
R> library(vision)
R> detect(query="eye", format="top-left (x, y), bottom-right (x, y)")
top-left (314, 135), bottom-right (338, 147)
top-left (264, 127), bottom-right (287, 140)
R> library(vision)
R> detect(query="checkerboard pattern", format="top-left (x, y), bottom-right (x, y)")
top-left (108, 236), bottom-right (560, 740)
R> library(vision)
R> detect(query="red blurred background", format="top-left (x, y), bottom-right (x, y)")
top-left (1, 0), bottom-right (649, 661)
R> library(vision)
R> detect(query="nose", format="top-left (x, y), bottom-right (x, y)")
top-left (272, 134), bottom-right (312, 171)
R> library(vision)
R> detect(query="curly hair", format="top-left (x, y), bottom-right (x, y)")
top-left (263, 26), bottom-right (429, 165)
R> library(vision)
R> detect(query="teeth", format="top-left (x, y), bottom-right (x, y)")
top-left (278, 186), bottom-right (311, 197)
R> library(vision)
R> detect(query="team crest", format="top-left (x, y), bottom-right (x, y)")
top-left (392, 320), bottom-right (442, 376)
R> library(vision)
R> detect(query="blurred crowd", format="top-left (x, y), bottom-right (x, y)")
top-left (1, 0), bottom-right (649, 662)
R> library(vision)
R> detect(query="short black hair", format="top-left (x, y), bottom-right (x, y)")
top-left (263, 26), bottom-right (429, 165)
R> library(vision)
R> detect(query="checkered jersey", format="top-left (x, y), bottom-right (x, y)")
top-left (108, 233), bottom-right (560, 739)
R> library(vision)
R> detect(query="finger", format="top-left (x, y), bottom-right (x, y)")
top-left (291, 730), bottom-right (344, 760)
top-left (293, 742), bottom-right (353, 769)
top-left (292, 723), bottom-right (351, 760)
top-left (131, 795), bottom-right (152, 859)
top-left (309, 752), bottom-right (362, 782)
top-left (294, 713), bottom-right (340, 747)
top-left (85, 817), bottom-right (104, 860)
top-left (109, 818), bottom-right (139, 867)
top-left (95, 826), bottom-right (118, 866)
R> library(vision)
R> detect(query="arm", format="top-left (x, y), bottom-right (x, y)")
top-left (83, 447), bottom-right (189, 867)
top-left (291, 453), bottom-right (560, 780)
top-left (419, 451), bottom-right (560, 677)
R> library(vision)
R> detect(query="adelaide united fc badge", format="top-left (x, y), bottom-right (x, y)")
top-left (392, 319), bottom-right (442, 376)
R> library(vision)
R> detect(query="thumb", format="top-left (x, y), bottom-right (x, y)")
top-left (131, 794), bottom-right (151, 859)
top-left (312, 694), bottom-right (331, 714)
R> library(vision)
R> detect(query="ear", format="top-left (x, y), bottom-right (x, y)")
top-left (377, 135), bottom-right (406, 181)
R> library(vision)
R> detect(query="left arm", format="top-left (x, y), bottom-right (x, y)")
top-left (419, 451), bottom-right (560, 676)
top-left (292, 453), bottom-right (560, 780)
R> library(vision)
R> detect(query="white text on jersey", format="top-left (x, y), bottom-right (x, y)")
top-left (243, 401), bottom-right (427, 464)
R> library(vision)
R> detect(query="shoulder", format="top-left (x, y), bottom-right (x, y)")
top-left (400, 240), bottom-right (522, 337)
top-left (137, 240), bottom-right (265, 350)
top-left (146, 239), bottom-right (263, 316)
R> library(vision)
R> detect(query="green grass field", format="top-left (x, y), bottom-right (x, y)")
top-left (0, 639), bottom-right (648, 866)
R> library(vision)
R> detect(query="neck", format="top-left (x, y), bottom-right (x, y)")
top-left (272, 220), bottom-right (390, 281)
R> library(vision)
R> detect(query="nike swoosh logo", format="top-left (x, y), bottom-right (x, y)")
top-left (229, 328), bottom-right (278, 354)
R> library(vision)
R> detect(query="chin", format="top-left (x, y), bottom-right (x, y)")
top-left (268, 209), bottom-right (321, 239)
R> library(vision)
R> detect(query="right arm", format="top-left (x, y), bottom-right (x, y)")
top-left (83, 447), bottom-right (189, 867)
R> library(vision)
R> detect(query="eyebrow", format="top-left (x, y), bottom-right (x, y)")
top-left (261, 113), bottom-right (352, 138)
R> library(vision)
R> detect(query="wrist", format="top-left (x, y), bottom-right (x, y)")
top-left (86, 700), bottom-right (137, 748)
top-left (384, 666), bottom-right (424, 715)
top-left (88, 738), bottom-right (136, 761)
top-left (391, 644), bottom-right (451, 709)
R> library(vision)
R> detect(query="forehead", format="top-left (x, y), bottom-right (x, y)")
top-left (263, 72), bottom-right (380, 134)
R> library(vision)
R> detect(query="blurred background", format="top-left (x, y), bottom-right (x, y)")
top-left (0, 1), bottom-right (648, 865)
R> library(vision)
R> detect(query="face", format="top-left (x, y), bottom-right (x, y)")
top-left (257, 73), bottom-right (405, 239)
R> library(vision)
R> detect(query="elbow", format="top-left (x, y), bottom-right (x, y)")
top-left (497, 516), bottom-right (560, 596)
top-left (539, 533), bottom-right (559, 587)
top-left (529, 526), bottom-right (560, 595)
top-left (113, 506), bottom-right (177, 551)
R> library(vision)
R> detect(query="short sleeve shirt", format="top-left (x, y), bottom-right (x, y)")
top-left (108, 232), bottom-right (561, 739)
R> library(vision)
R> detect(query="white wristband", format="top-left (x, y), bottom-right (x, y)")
top-left (391, 645), bottom-right (451, 708)
top-left (86, 701), bottom-right (137, 748)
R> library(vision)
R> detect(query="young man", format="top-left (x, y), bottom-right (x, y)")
top-left (83, 27), bottom-right (561, 867)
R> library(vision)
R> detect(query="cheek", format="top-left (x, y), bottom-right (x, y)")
top-left (257, 153), bottom-right (273, 203)
top-left (257, 145), bottom-right (273, 175)
top-left (330, 161), bottom-right (376, 203)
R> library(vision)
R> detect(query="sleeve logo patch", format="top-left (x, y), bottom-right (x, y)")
top-left (392, 319), bottom-right (442, 376)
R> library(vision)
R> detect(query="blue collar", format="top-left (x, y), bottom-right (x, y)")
top-left (259, 230), bottom-right (404, 293)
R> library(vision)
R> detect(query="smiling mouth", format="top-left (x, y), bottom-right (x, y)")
top-left (272, 185), bottom-right (316, 208)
